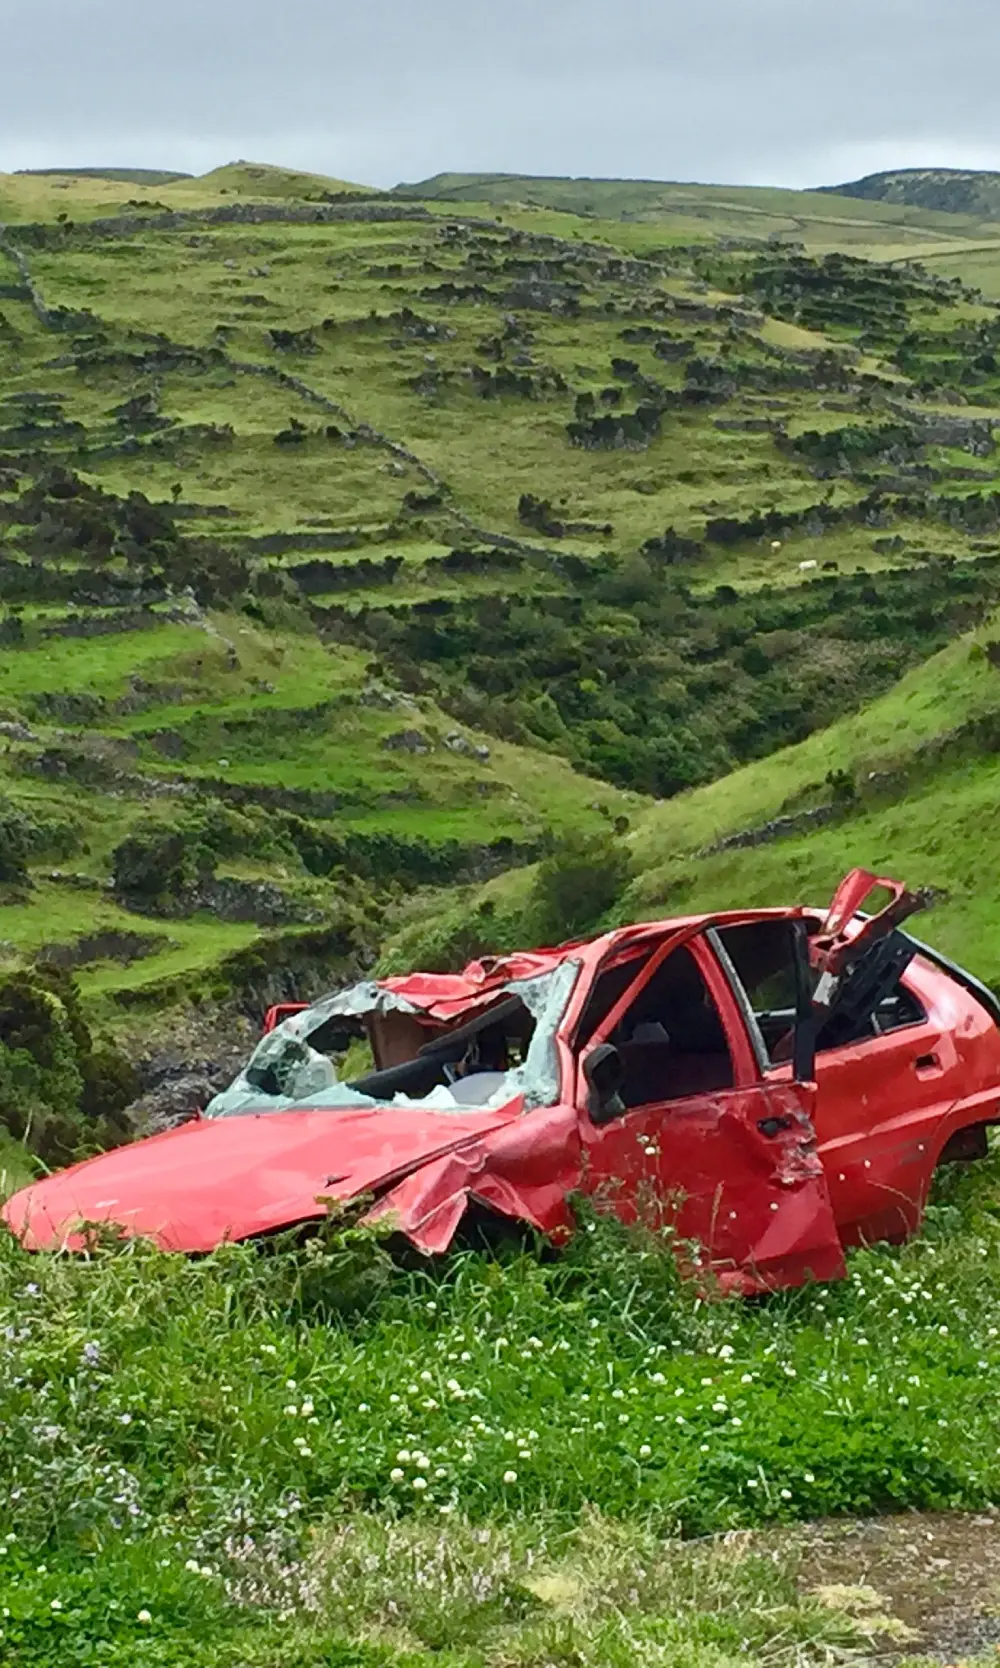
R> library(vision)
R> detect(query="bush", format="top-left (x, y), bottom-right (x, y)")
top-left (0, 794), bottom-right (37, 888)
top-left (112, 820), bottom-right (216, 911)
top-left (526, 829), bottom-right (631, 946)
top-left (0, 967), bottom-right (135, 1164)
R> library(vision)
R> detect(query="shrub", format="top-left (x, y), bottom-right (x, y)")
top-left (526, 829), bottom-right (631, 946)
top-left (0, 967), bottom-right (135, 1163)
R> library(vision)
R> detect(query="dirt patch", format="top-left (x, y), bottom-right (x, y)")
top-left (784, 1511), bottom-right (1000, 1660)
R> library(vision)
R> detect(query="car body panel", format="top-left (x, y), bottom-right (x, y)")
top-left (6, 870), bottom-right (1000, 1293)
top-left (3, 1102), bottom-right (524, 1253)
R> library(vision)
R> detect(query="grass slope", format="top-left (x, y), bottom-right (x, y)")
top-left (4, 163), bottom-right (1000, 1011)
top-left (829, 166), bottom-right (1000, 219)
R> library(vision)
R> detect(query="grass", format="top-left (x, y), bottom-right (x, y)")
top-left (4, 1175), bottom-right (1000, 1665)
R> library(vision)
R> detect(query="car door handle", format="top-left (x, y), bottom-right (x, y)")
top-left (914, 1053), bottom-right (942, 1074)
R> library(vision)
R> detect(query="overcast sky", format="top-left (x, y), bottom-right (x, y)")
top-left (2, 0), bottom-right (998, 190)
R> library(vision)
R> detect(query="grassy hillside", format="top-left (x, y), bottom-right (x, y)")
top-left (5, 162), bottom-right (1000, 1031)
top-left (15, 167), bottom-right (194, 186)
top-left (12, 154), bottom-right (1000, 1668)
top-left (829, 166), bottom-right (1000, 219)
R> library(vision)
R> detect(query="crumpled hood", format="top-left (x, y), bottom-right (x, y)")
top-left (2, 1101), bottom-right (522, 1253)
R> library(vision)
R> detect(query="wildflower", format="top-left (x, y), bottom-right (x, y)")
top-left (639, 1444), bottom-right (652, 1458)
top-left (50, 1599), bottom-right (62, 1612)
top-left (718, 1344), bottom-right (734, 1360)
top-left (137, 1610), bottom-right (153, 1625)
top-left (82, 1341), bottom-right (101, 1365)
top-left (284, 1405), bottom-right (298, 1417)
top-left (300, 1400), bottom-right (314, 1418)
top-left (804, 1472), bottom-right (816, 1484)
top-left (747, 1478), bottom-right (759, 1489)
top-left (185, 1559), bottom-right (200, 1573)
top-left (412, 1477), bottom-right (428, 1491)
top-left (390, 1468), bottom-right (405, 1483)
top-left (118, 1413), bottom-right (133, 1425)
top-left (503, 1470), bottom-right (518, 1484)
top-left (397, 1448), bottom-right (411, 1462)
top-left (780, 1488), bottom-right (792, 1500)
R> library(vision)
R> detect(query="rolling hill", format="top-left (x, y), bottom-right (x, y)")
top-left (827, 166), bottom-right (1000, 220)
top-left (4, 159), bottom-right (1000, 1052)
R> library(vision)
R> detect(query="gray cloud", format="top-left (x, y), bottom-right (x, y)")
top-left (2, 0), bottom-right (998, 189)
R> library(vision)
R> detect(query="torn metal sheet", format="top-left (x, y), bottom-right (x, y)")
top-left (8, 869), bottom-right (1000, 1295)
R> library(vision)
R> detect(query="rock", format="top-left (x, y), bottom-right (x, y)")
top-left (444, 731), bottom-right (490, 761)
top-left (381, 728), bottom-right (432, 754)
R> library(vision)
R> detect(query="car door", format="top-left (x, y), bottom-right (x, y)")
top-left (575, 926), bottom-right (844, 1294)
top-left (713, 899), bottom-right (960, 1249)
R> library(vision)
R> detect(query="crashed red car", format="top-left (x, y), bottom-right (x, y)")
top-left (6, 869), bottom-right (1000, 1294)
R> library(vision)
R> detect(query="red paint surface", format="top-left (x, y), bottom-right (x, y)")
top-left (8, 872), bottom-right (1000, 1293)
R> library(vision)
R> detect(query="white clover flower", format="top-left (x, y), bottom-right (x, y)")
top-left (390, 1468), bottom-right (405, 1483)
top-left (730, 1417), bottom-right (742, 1428)
top-left (718, 1344), bottom-right (734, 1360)
top-left (358, 1403), bottom-right (369, 1413)
top-left (397, 1448), bottom-right (411, 1462)
top-left (420, 1370), bottom-right (433, 1383)
top-left (137, 1609), bottom-right (153, 1624)
top-left (503, 1470), bottom-right (518, 1484)
top-left (804, 1472), bottom-right (816, 1484)
top-left (741, 1373), bottom-right (753, 1384)
top-left (412, 1476), bottom-right (428, 1491)
top-left (185, 1559), bottom-right (200, 1573)
top-left (780, 1488), bottom-right (792, 1500)
top-left (50, 1599), bottom-right (62, 1612)
top-left (747, 1478), bottom-right (759, 1489)
top-left (639, 1444), bottom-right (652, 1458)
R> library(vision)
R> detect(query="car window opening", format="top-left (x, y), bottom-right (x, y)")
top-left (716, 919), bottom-right (927, 1067)
top-left (205, 963), bottom-right (579, 1119)
top-left (606, 945), bottom-right (735, 1108)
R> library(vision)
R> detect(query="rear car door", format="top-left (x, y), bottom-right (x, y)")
top-left (712, 907), bottom-right (961, 1248)
top-left (575, 926), bottom-right (844, 1294)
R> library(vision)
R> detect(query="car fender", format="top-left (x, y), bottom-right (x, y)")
top-left (366, 1102), bottom-right (582, 1252)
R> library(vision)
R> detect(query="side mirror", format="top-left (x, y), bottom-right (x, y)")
top-left (584, 1044), bottom-right (626, 1126)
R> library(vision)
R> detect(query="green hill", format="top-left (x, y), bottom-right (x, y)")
top-left (827, 167), bottom-right (1000, 220)
top-left (196, 160), bottom-right (376, 199)
top-left (14, 166), bottom-right (193, 186)
top-left (5, 164), bottom-right (1000, 1029)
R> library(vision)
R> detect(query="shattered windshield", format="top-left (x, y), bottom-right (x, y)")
top-left (204, 961), bottom-right (580, 1119)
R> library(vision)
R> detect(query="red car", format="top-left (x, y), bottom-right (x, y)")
top-left (6, 870), bottom-right (1000, 1293)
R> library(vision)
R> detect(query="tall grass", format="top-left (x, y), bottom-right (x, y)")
top-left (3, 1154), bottom-right (1000, 1663)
